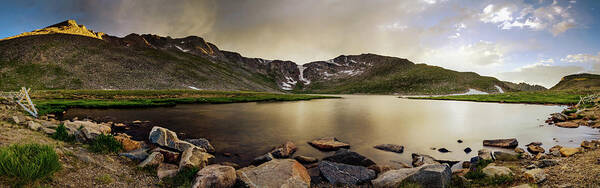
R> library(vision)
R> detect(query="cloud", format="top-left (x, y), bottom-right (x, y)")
top-left (417, 41), bottom-right (508, 75)
top-left (497, 63), bottom-right (584, 88)
top-left (479, 1), bottom-right (577, 36)
top-left (561, 52), bottom-right (600, 63)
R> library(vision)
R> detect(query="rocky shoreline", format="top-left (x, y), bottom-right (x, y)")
top-left (2, 96), bottom-right (600, 187)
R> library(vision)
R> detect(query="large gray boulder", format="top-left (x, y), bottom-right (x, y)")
top-left (372, 164), bottom-right (451, 188)
top-left (483, 138), bottom-right (518, 148)
top-left (179, 146), bottom-right (214, 169)
top-left (318, 161), bottom-right (376, 185)
top-left (149, 126), bottom-right (196, 152)
top-left (237, 159), bottom-right (310, 188)
top-left (192, 164), bottom-right (236, 188)
top-left (185, 138), bottom-right (216, 153)
top-left (64, 120), bottom-right (111, 140)
top-left (323, 149), bottom-right (375, 167)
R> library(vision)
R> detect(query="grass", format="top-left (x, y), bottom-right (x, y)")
top-left (88, 134), bottom-right (123, 154)
top-left (25, 90), bottom-right (339, 115)
top-left (161, 167), bottom-right (199, 188)
top-left (95, 174), bottom-right (114, 185)
top-left (409, 89), bottom-right (600, 105)
top-left (0, 144), bottom-right (61, 186)
top-left (50, 124), bottom-right (75, 142)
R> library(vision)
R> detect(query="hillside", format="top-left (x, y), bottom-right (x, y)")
top-left (551, 73), bottom-right (600, 90)
top-left (0, 20), bottom-right (539, 94)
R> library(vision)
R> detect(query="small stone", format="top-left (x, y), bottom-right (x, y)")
top-left (114, 133), bottom-right (141, 152)
top-left (477, 149), bottom-right (493, 160)
top-left (457, 139), bottom-right (463, 143)
top-left (438, 148), bottom-right (450, 153)
top-left (514, 148), bottom-right (525, 153)
top-left (41, 127), bottom-right (56, 135)
top-left (581, 141), bottom-right (596, 149)
top-left (185, 138), bottom-right (216, 153)
top-left (157, 163), bottom-right (179, 179)
top-left (527, 145), bottom-right (545, 155)
top-left (534, 153), bottom-right (547, 160)
top-left (192, 164), bottom-right (236, 188)
top-left (537, 159), bottom-right (558, 168)
top-left (308, 137), bottom-right (350, 151)
top-left (464, 147), bottom-right (472, 154)
top-left (27, 121), bottom-right (41, 131)
top-left (119, 148), bottom-right (149, 161)
top-left (151, 147), bottom-right (180, 164)
top-left (270, 141), bottom-right (297, 158)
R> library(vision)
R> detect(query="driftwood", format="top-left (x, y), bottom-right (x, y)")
top-left (576, 94), bottom-right (600, 108)
top-left (0, 87), bottom-right (38, 117)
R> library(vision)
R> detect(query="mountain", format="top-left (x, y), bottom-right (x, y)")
top-left (0, 20), bottom-right (531, 94)
top-left (502, 81), bottom-right (547, 91)
top-left (551, 73), bottom-right (600, 90)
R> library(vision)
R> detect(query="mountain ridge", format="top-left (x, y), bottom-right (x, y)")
top-left (0, 20), bottom-right (544, 94)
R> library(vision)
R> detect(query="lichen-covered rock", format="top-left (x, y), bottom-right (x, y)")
top-left (482, 165), bottom-right (512, 176)
top-left (179, 146), bottom-right (214, 169)
top-left (149, 126), bottom-right (197, 152)
top-left (27, 121), bottom-right (41, 131)
top-left (527, 145), bottom-right (545, 155)
top-left (114, 133), bottom-right (141, 152)
top-left (308, 137), bottom-right (350, 151)
top-left (151, 147), bottom-right (180, 164)
top-left (318, 161), bottom-right (376, 185)
top-left (555, 122), bottom-right (579, 128)
top-left (493, 151), bottom-right (519, 161)
top-left (478, 149), bottom-right (494, 160)
top-left (237, 159), bottom-right (310, 188)
top-left (192, 164), bottom-right (236, 188)
top-left (64, 120), bottom-right (111, 140)
top-left (559, 147), bottom-right (580, 157)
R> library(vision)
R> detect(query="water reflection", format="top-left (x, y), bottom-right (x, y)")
top-left (65, 95), bottom-right (599, 167)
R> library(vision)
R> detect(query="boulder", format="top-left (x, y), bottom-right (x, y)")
top-left (482, 165), bottom-right (512, 176)
top-left (323, 149), bottom-right (376, 167)
top-left (477, 149), bottom-right (494, 161)
top-left (151, 147), bottom-right (180, 164)
top-left (27, 121), bottom-right (41, 131)
top-left (537, 159), bottom-right (558, 168)
top-left (185, 138), bottom-right (216, 153)
top-left (138, 152), bottom-right (164, 168)
top-left (65, 120), bottom-right (111, 140)
top-left (559, 147), bottom-right (580, 157)
top-left (412, 153), bottom-right (440, 167)
top-left (483, 138), bottom-right (518, 148)
top-left (192, 164), bottom-right (236, 188)
top-left (114, 133), bottom-right (141, 152)
top-left (555, 122), bottom-right (579, 128)
top-left (524, 168), bottom-right (546, 183)
top-left (318, 161), bottom-right (376, 185)
top-left (119, 148), bottom-right (149, 161)
top-left (527, 145), bottom-right (545, 155)
top-left (493, 151), bottom-right (519, 161)
top-left (374, 144), bottom-right (404, 153)
top-left (534, 153), bottom-right (547, 160)
top-left (149, 126), bottom-right (197, 152)
top-left (372, 164), bottom-right (451, 188)
top-left (308, 137), bottom-right (350, 151)
top-left (294, 155), bottom-right (318, 164)
top-left (270, 141), bottom-right (297, 158)
top-left (179, 146), bottom-right (214, 169)
top-left (157, 163), bottom-right (179, 179)
top-left (237, 159), bottom-right (310, 188)
top-left (549, 145), bottom-right (563, 153)
top-left (550, 113), bottom-right (568, 122)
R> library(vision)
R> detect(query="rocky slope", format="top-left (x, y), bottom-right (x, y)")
top-left (551, 73), bottom-right (600, 90)
top-left (1, 20), bottom-right (539, 94)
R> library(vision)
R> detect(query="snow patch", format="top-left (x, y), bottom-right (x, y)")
top-left (326, 59), bottom-right (342, 66)
top-left (340, 69), bottom-right (363, 76)
top-left (280, 82), bottom-right (293, 90)
top-left (175, 45), bottom-right (190, 52)
top-left (188, 86), bottom-right (200, 90)
top-left (297, 65), bottom-right (310, 85)
top-left (494, 85), bottom-right (505, 93)
top-left (257, 58), bottom-right (272, 64)
top-left (451, 89), bottom-right (488, 95)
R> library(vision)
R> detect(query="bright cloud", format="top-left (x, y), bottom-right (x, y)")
top-left (497, 63), bottom-right (584, 88)
top-left (561, 52), bottom-right (600, 63)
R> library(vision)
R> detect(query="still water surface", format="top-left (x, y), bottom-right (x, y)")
top-left (65, 95), bottom-right (599, 167)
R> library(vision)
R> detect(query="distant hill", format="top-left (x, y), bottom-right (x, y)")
top-left (551, 73), bottom-right (600, 90)
top-left (0, 20), bottom-right (537, 94)
top-left (502, 81), bottom-right (547, 91)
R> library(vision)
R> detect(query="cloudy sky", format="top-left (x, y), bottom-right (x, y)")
top-left (1, 0), bottom-right (599, 88)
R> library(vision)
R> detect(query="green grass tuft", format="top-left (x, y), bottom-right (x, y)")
top-left (0, 144), bottom-right (61, 186)
top-left (410, 89), bottom-right (600, 105)
top-left (88, 134), bottom-right (123, 154)
top-left (161, 167), bottom-right (199, 188)
top-left (50, 124), bottom-right (75, 142)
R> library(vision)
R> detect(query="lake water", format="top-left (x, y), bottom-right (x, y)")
top-left (65, 95), bottom-right (599, 167)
